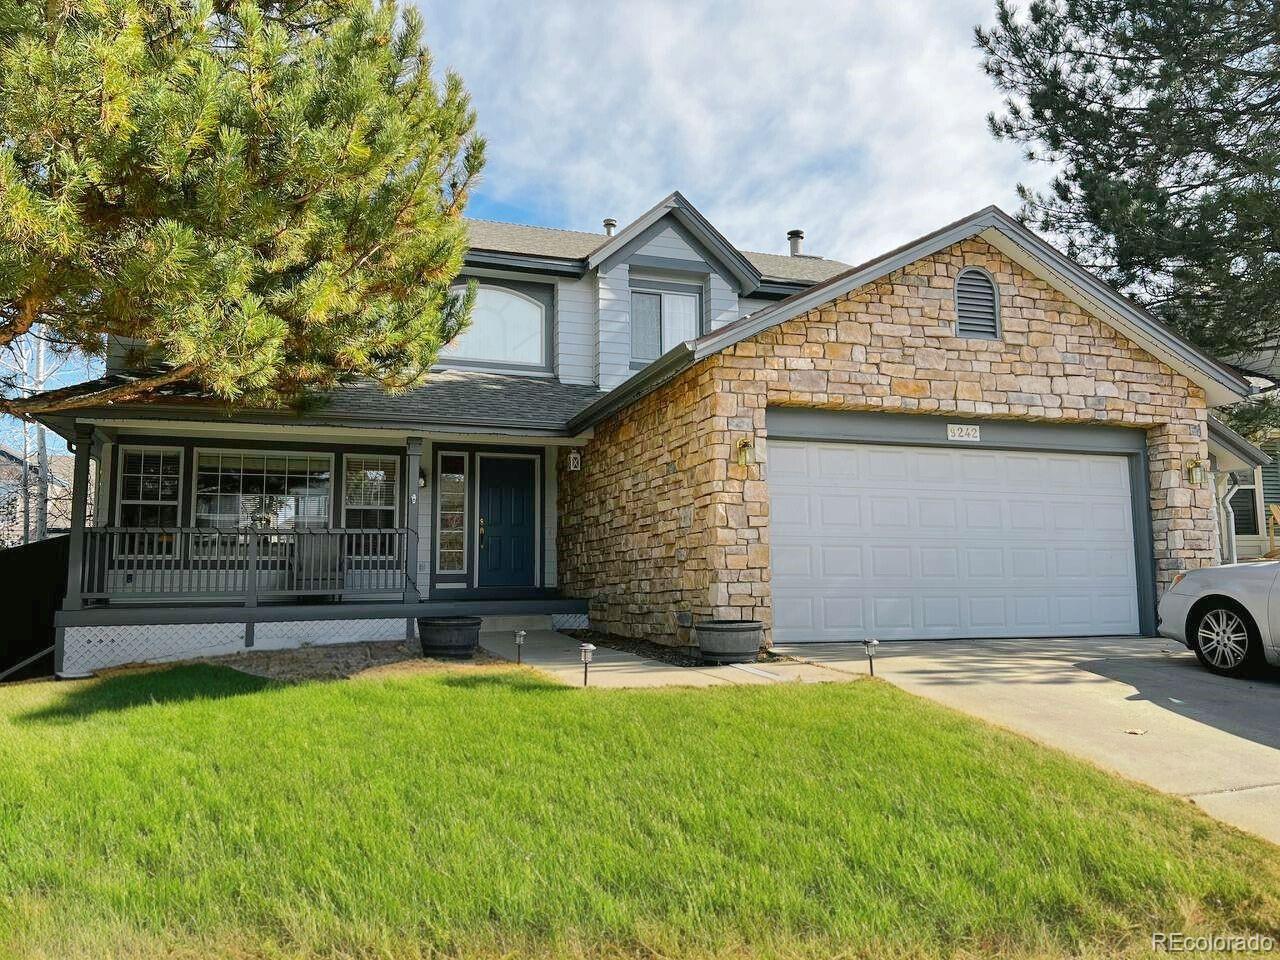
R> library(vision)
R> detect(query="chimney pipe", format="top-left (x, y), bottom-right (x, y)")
top-left (787, 229), bottom-right (804, 257)
top-left (603, 217), bottom-right (617, 237)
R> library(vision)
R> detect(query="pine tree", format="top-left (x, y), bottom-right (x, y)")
top-left (0, 0), bottom-right (485, 417)
top-left (977, 1), bottom-right (1280, 434)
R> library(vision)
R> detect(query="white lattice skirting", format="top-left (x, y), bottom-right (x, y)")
top-left (551, 613), bottom-right (590, 631)
top-left (62, 617), bottom-right (410, 675)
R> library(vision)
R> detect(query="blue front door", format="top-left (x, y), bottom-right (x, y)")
top-left (478, 457), bottom-right (537, 588)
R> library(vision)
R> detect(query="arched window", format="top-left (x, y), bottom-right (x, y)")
top-left (954, 267), bottom-right (1000, 339)
top-left (443, 285), bottom-right (546, 366)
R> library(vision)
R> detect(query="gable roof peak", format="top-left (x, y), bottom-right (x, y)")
top-left (586, 190), bottom-right (764, 290)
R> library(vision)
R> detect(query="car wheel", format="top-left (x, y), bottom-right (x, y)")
top-left (1191, 602), bottom-right (1260, 678)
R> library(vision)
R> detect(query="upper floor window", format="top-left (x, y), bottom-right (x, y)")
top-left (443, 285), bottom-right (546, 367)
top-left (631, 289), bottom-right (699, 365)
top-left (954, 267), bottom-right (1000, 339)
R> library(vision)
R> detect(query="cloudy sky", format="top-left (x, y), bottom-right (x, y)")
top-left (420, 0), bottom-right (1050, 267)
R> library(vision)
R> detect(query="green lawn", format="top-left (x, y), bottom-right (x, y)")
top-left (1, 663), bottom-right (1277, 959)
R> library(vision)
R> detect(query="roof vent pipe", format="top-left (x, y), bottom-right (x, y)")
top-left (787, 229), bottom-right (804, 256)
top-left (603, 217), bottom-right (617, 237)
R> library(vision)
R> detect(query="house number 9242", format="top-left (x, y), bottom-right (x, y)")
top-left (946, 424), bottom-right (981, 442)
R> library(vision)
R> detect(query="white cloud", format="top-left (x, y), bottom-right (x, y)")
top-left (418, 0), bottom-right (1049, 265)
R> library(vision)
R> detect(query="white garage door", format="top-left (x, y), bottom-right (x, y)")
top-left (769, 440), bottom-right (1140, 642)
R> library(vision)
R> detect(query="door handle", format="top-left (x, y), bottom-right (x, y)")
top-left (479, 516), bottom-right (485, 549)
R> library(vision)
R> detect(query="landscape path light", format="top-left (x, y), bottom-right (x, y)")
top-left (862, 637), bottom-right (880, 676)
top-left (515, 629), bottom-right (526, 664)
top-left (580, 642), bottom-right (596, 687)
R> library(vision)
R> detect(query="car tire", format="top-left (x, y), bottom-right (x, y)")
top-left (1190, 600), bottom-right (1261, 678)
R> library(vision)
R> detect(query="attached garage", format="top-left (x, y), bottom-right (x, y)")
top-left (767, 410), bottom-right (1155, 643)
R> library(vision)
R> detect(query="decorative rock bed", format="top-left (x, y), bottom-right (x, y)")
top-left (200, 640), bottom-right (503, 682)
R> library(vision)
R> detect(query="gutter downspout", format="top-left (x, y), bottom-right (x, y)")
top-left (1218, 475), bottom-right (1240, 565)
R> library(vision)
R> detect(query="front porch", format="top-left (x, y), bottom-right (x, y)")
top-left (51, 418), bottom-right (589, 676)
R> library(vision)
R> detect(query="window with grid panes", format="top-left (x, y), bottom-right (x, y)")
top-left (194, 453), bottom-right (331, 528)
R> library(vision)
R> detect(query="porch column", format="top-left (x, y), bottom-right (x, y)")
top-left (62, 423), bottom-right (94, 612)
top-left (403, 437), bottom-right (423, 622)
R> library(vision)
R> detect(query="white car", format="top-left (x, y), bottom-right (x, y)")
top-left (1158, 562), bottom-right (1280, 677)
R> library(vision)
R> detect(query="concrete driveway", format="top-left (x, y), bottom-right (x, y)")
top-left (777, 636), bottom-right (1280, 846)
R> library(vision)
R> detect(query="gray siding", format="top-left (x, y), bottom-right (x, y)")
top-left (707, 271), bottom-right (738, 330)
top-left (416, 466), bottom-right (432, 585)
top-left (596, 263), bottom-right (632, 389)
top-left (593, 216), bottom-right (749, 375)
top-left (556, 275), bottom-right (596, 385)
top-left (635, 224), bottom-right (702, 260)
top-left (737, 297), bottom-right (773, 320)
top-left (544, 450), bottom-right (558, 586)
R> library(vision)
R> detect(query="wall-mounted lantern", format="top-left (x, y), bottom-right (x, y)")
top-left (566, 450), bottom-right (582, 472)
top-left (1185, 458), bottom-right (1206, 486)
top-left (735, 436), bottom-right (754, 467)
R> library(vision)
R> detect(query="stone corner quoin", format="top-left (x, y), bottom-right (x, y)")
top-left (557, 237), bottom-right (1214, 647)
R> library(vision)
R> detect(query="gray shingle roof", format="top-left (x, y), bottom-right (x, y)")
top-left (466, 219), bottom-right (605, 260)
top-left (740, 250), bottom-right (852, 284)
top-left (465, 219), bottom-right (850, 285)
top-left (36, 369), bottom-right (602, 434)
top-left (320, 370), bottom-right (600, 431)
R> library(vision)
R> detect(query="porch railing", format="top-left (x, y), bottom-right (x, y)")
top-left (80, 527), bottom-right (414, 603)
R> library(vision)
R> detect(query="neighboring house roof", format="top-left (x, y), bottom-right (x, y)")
top-left (0, 446), bottom-right (71, 488)
top-left (32, 370), bottom-right (602, 437)
top-left (466, 204), bottom-right (851, 286)
top-left (571, 205), bottom-right (1254, 432)
top-left (1208, 416), bottom-right (1272, 471)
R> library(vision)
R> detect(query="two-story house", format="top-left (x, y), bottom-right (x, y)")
top-left (31, 193), bottom-right (1266, 676)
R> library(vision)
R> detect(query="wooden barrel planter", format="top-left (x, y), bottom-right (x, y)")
top-left (417, 616), bottom-right (483, 659)
top-left (694, 619), bottom-right (763, 664)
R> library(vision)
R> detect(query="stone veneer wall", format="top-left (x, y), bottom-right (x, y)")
top-left (558, 238), bottom-right (1215, 646)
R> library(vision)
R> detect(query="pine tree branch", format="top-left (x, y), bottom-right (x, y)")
top-left (0, 291), bottom-right (46, 350)
top-left (1, 364), bottom-right (199, 418)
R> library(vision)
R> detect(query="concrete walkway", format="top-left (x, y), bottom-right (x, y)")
top-left (479, 630), bottom-right (836, 688)
top-left (778, 636), bottom-right (1280, 846)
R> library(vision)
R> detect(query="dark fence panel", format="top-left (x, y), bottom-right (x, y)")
top-left (0, 534), bottom-right (68, 681)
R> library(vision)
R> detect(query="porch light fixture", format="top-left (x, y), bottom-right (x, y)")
top-left (515, 629), bottom-right (527, 665)
top-left (862, 637), bottom-right (880, 677)
top-left (1185, 458), bottom-right (1206, 486)
top-left (579, 641), bottom-right (596, 687)
top-left (566, 450), bottom-right (582, 472)
top-left (735, 436), bottom-right (754, 467)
